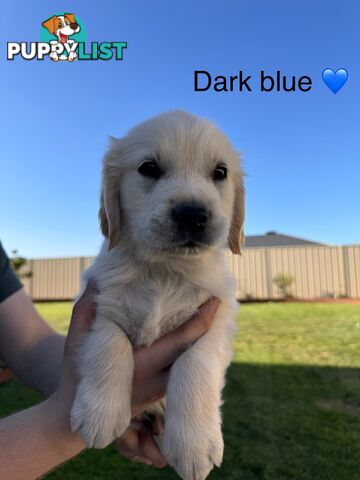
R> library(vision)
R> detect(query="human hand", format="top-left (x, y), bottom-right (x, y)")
top-left (51, 280), bottom-right (97, 415)
top-left (52, 280), bottom-right (220, 467)
top-left (131, 298), bottom-right (221, 415)
top-left (117, 298), bottom-right (221, 467)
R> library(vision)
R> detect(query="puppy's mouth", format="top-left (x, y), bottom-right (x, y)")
top-left (59, 33), bottom-right (68, 43)
top-left (179, 239), bottom-right (205, 249)
top-left (161, 237), bottom-right (212, 255)
top-left (142, 236), bottom-right (210, 255)
top-left (174, 240), bottom-right (204, 254)
top-left (141, 216), bottom-right (226, 256)
top-left (182, 240), bottom-right (198, 248)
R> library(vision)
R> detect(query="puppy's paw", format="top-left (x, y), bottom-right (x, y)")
top-left (162, 418), bottom-right (224, 480)
top-left (70, 382), bottom-right (131, 449)
top-left (68, 51), bottom-right (78, 62)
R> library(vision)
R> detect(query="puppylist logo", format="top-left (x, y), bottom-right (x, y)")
top-left (7, 13), bottom-right (127, 62)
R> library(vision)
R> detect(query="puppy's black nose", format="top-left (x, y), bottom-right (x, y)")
top-left (171, 204), bottom-right (209, 233)
top-left (70, 22), bottom-right (78, 29)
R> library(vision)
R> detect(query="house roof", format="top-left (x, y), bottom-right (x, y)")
top-left (244, 231), bottom-right (325, 248)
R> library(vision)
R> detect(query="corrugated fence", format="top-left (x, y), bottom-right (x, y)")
top-left (21, 245), bottom-right (360, 301)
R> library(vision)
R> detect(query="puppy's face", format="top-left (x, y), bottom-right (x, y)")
top-left (42, 14), bottom-right (80, 41)
top-left (100, 111), bottom-right (244, 257)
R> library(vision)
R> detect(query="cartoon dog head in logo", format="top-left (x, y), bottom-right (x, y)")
top-left (42, 14), bottom-right (80, 61)
top-left (42, 14), bottom-right (80, 43)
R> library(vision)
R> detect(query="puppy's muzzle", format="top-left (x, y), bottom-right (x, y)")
top-left (171, 203), bottom-right (209, 236)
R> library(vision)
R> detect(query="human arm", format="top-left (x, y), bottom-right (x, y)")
top-left (0, 241), bottom-right (64, 396)
top-left (0, 282), bottom-right (220, 479)
top-left (0, 287), bottom-right (65, 396)
top-left (0, 394), bottom-right (84, 480)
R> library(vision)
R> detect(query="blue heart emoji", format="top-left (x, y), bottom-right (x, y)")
top-left (322, 68), bottom-right (348, 93)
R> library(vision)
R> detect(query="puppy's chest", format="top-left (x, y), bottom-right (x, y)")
top-left (116, 277), bottom-right (209, 347)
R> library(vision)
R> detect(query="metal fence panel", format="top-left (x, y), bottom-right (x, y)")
top-left (23, 245), bottom-right (360, 301)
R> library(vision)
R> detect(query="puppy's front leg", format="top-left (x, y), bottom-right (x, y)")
top-left (71, 316), bottom-right (133, 448)
top-left (162, 303), bottom-right (235, 480)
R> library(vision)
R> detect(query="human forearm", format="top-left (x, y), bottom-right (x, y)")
top-left (0, 393), bottom-right (84, 480)
top-left (0, 289), bottom-right (65, 396)
top-left (15, 332), bottom-right (65, 396)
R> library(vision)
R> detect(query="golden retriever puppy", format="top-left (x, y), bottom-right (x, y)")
top-left (70, 110), bottom-right (245, 480)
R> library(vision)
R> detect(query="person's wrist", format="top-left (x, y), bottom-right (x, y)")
top-left (47, 390), bottom-right (71, 423)
top-left (44, 391), bottom-right (85, 451)
top-left (49, 383), bottom-right (74, 416)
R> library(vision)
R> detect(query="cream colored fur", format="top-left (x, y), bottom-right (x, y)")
top-left (70, 110), bottom-right (245, 480)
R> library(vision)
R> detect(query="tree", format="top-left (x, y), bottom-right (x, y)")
top-left (273, 273), bottom-right (294, 298)
top-left (10, 250), bottom-right (32, 278)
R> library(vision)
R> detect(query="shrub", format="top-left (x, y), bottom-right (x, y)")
top-left (10, 249), bottom-right (32, 278)
top-left (273, 273), bottom-right (294, 298)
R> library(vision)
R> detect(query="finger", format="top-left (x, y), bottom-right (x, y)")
top-left (129, 456), bottom-right (153, 466)
top-left (116, 428), bottom-right (141, 456)
top-left (140, 425), bottom-right (167, 468)
top-left (116, 429), bottom-right (152, 466)
top-left (150, 414), bottom-right (165, 436)
top-left (135, 298), bottom-right (220, 376)
top-left (68, 279), bottom-right (97, 338)
top-left (63, 280), bottom-right (97, 363)
top-left (132, 370), bottom-right (169, 417)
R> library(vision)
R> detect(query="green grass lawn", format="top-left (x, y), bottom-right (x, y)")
top-left (1, 302), bottom-right (360, 479)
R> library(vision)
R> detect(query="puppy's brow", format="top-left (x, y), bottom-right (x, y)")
top-left (142, 154), bottom-right (160, 162)
top-left (140, 154), bottom-right (168, 170)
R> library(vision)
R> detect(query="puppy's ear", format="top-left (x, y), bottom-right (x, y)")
top-left (64, 13), bottom-right (76, 24)
top-left (42, 16), bottom-right (58, 35)
top-left (228, 173), bottom-right (245, 255)
top-left (99, 163), bottom-right (122, 250)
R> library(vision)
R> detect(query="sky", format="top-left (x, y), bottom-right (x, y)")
top-left (0, 0), bottom-right (359, 258)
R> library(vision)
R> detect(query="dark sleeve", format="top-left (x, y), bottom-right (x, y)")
top-left (0, 242), bottom-right (23, 303)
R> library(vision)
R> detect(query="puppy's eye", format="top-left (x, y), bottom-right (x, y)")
top-left (138, 159), bottom-right (162, 180)
top-left (213, 164), bottom-right (227, 181)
